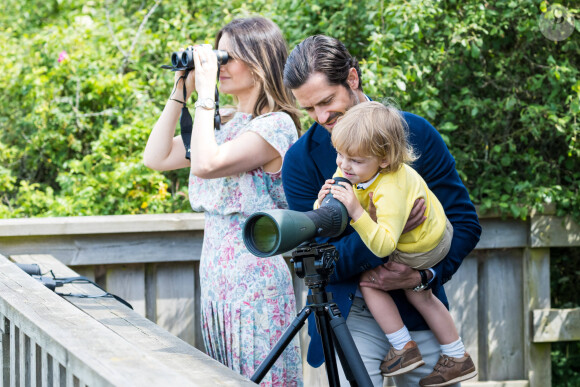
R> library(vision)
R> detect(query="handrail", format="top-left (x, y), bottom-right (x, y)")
top-left (0, 253), bottom-right (254, 386)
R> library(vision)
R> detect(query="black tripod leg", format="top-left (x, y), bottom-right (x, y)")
top-left (250, 307), bottom-right (311, 384)
top-left (315, 307), bottom-right (341, 386)
top-left (327, 304), bottom-right (373, 387)
top-left (333, 336), bottom-right (357, 386)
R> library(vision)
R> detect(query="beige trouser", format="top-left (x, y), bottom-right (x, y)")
top-left (389, 218), bottom-right (453, 270)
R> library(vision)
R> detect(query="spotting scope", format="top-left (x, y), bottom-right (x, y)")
top-left (243, 177), bottom-right (351, 257)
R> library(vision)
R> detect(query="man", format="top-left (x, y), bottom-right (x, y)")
top-left (281, 35), bottom-right (481, 386)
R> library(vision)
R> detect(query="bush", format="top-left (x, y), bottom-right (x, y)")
top-left (0, 0), bottom-right (578, 221)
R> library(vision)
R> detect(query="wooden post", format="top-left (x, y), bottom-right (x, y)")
top-left (1, 314), bottom-right (7, 387)
top-left (523, 247), bottom-right (551, 387)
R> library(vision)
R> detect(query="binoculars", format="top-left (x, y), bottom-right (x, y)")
top-left (167, 48), bottom-right (229, 71)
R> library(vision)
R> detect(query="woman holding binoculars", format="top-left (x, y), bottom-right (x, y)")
top-left (143, 17), bottom-right (303, 386)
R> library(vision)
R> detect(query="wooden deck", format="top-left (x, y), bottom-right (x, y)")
top-left (1, 209), bottom-right (579, 386)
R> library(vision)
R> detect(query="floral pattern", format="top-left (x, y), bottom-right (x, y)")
top-left (189, 112), bottom-right (302, 386)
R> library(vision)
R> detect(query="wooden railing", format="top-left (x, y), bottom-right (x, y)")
top-left (0, 252), bottom-right (255, 386)
top-left (1, 210), bottom-right (579, 387)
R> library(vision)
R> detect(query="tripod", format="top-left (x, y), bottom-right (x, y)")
top-left (251, 242), bottom-right (372, 387)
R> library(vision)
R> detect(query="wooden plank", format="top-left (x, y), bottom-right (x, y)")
top-left (0, 215), bottom-right (558, 265)
top-left (9, 320), bottom-right (16, 387)
top-left (66, 367), bottom-right (74, 387)
top-left (72, 266), bottom-right (95, 282)
top-left (0, 315), bottom-right (4, 387)
top-left (53, 359), bottom-right (61, 387)
top-left (155, 263), bottom-right (196, 346)
top-left (40, 348), bottom-right (48, 387)
top-left (19, 329), bottom-right (25, 387)
top-left (476, 218), bottom-right (529, 249)
top-left (7, 254), bottom-right (255, 386)
top-left (144, 263), bottom-right (157, 323)
top-left (0, 213), bottom-right (205, 236)
top-left (193, 261), bottom-right (204, 352)
top-left (444, 254), bottom-right (479, 380)
top-left (523, 248), bottom-right (551, 387)
top-left (531, 215), bottom-right (580, 247)
top-left (532, 308), bottom-right (580, 342)
top-left (105, 264), bottom-right (146, 316)
top-left (479, 249), bottom-right (525, 381)
top-left (30, 338), bottom-right (37, 387)
top-left (0, 231), bottom-right (204, 266)
top-left (1, 254), bottom-right (254, 386)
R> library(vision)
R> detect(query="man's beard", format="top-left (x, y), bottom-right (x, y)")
top-left (321, 87), bottom-right (360, 128)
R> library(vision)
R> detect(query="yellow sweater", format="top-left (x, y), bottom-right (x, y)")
top-left (335, 164), bottom-right (447, 257)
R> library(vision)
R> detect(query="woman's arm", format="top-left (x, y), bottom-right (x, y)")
top-left (187, 46), bottom-right (282, 179)
top-left (143, 75), bottom-right (193, 171)
top-left (144, 45), bottom-right (200, 172)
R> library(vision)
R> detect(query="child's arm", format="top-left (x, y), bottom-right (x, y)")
top-left (331, 181), bottom-right (409, 258)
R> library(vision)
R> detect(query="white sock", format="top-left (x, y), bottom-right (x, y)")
top-left (386, 326), bottom-right (412, 350)
top-left (440, 337), bottom-right (465, 358)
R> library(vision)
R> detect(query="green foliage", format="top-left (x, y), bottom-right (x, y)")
top-left (0, 0), bottom-right (578, 221)
top-left (550, 247), bottom-right (580, 386)
top-left (1, 1), bottom-right (579, 380)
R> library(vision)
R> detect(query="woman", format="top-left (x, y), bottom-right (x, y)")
top-left (143, 17), bottom-right (303, 386)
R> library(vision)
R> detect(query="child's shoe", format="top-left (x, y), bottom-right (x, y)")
top-left (379, 340), bottom-right (425, 377)
top-left (419, 352), bottom-right (477, 387)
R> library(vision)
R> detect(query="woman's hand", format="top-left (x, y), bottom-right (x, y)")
top-left (193, 44), bottom-right (219, 99)
top-left (330, 181), bottom-right (364, 221)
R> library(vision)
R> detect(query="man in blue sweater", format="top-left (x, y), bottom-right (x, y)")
top-left (281, 35), bottom-right (481, 386)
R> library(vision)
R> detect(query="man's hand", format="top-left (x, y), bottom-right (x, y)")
top-left (368, 192), bottom-right (377, 222)
top-left (359, 261), bottom-right (431, 291)
top-left (403, 198), bottom-right (427, 234)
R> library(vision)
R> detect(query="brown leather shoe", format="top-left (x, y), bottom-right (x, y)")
top-left (419, 352), bottom-right (477, 387)
top-left (379, 340), bottom-right (425, 377)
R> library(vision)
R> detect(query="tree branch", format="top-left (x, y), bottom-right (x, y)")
top-left (120, 0), bottom-right (162, 74)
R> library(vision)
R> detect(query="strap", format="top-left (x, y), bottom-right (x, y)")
top-left (171, 64), bottom-right (223, 160)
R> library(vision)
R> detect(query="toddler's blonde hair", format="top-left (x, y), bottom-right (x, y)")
top-left (331, 101), bottom-right (416, 173)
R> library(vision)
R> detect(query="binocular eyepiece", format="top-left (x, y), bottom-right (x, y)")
top-left (167, 48), bottom-right (229, 71)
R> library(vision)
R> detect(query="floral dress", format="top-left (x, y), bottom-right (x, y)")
top-left (189, 111), bottom-right (303, 386)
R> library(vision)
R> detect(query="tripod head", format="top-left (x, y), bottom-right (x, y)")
top-left (291, 241), bottom-right (338, 289)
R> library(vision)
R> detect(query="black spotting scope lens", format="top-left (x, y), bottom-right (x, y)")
top-left (249, 215), bottom-right (279, 255)
top-left (242, 177), bottom-right (351, 257)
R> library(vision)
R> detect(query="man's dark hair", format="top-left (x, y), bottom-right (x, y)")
top-left (283, 35), bottom-right (362, 91)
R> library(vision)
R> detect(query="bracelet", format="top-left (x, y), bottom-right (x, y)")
top-left (170, 98), bottom-right (185, 105)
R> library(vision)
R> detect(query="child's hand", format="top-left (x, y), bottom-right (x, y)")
top-left (330, 182), bottom-right (364, 221)
top-left (317, 179), bottom-right (335, 207)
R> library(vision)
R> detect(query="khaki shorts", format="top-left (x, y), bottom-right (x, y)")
top-left (389, 218), bottom-right (453, 270)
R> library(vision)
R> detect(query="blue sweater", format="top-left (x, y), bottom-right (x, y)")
top-left (281, 111), bottom-right (481, 368)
